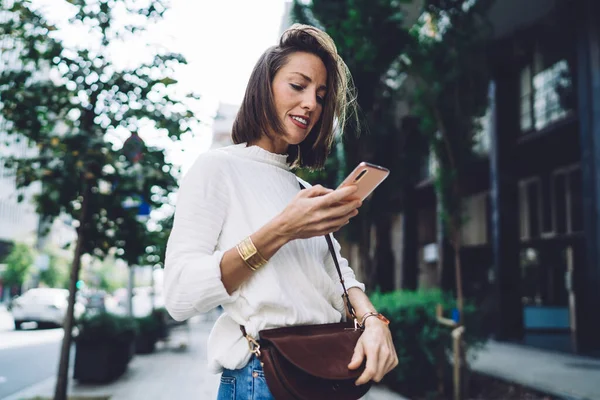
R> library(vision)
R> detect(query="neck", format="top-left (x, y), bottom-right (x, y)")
top-left (252, 136), bottom-right (289, 155)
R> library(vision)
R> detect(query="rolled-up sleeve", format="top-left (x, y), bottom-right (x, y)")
top-left (163, 154), bottom-right (236, 321)
top-left (324, 234), bottom-right (366, 296)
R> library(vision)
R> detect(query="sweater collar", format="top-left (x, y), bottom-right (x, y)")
top-left (222, 143), bottom-right (291, 171)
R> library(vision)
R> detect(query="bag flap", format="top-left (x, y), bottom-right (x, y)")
top-left (259, 322), bottom-right (364, 380)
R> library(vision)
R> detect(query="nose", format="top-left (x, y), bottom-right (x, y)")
top-left (301, 90), bottom-right (318, 111)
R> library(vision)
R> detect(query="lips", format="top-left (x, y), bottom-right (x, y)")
top-left (289, 115), bottom-right (309, 129)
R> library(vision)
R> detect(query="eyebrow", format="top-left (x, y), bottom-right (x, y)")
top-left (291, 72), bottom-right (327, 92)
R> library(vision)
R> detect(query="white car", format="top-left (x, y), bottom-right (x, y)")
top-left (10, 288), bottom-right (85, 329)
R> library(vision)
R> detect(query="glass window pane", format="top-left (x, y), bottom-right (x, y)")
top-left (541, 175), bottom-right (553, 234)
top-left (528, 181), bottom-right (540, 238)
top-left (532, 60), bottom-right (573, 131)
top-left (520, 66), bottom-right (533, 132)
top-left (554, 173), bottom-right (567, 234)
top-left (569, 169), bottom-right (583, 232)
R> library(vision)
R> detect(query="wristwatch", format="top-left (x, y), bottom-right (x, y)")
top-left (360, 312), bottom-right (390, 327)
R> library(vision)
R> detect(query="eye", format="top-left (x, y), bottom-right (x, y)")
top-left (316, 95), bottom-right (325, 105)
top-left (290, 83), bottom-right (303, 91)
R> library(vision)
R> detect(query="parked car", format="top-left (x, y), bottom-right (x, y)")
top-left (10, 288), bottom-right (86, 329)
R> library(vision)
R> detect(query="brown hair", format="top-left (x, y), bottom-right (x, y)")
top-left (231, 24), bottom-right (357, 169)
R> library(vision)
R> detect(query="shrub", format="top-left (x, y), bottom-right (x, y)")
top-left (135, 314), bottom-right (160, 337)
top-left (151, 307), bottom-right (170, 339)
top-left (369, 289), bottom-right (487, 397)
top-left (74, 312), bottom-right (138, 345)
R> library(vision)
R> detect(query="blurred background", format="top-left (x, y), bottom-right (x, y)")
top-left (1, 0), bottom-right (599, 399)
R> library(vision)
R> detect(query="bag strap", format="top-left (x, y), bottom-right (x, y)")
top-left (239, 181), bottom-right (360, 349)
top-left (298, 181), bottom-right (357, 320)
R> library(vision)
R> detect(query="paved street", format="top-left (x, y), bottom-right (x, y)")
top-left (0, 305), bottom-right (66, 399)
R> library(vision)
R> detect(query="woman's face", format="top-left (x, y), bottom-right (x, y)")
top-left (265, 51), bottom-right (327, 154)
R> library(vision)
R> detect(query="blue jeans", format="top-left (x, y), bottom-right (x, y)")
top-left (217, 355), bottom-right (275, 400)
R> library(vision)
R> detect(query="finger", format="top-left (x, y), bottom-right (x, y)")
top-left (355, 348), bottom-right (378, 386)
top-left (375, 347), bottom-right (391, 382)
top-left (303, 184), bottom-right (333, 198)
top-left (316, 202), bottom-right (360, 228)
top-left (383, 347), bottom-right (396, 373)
top-left (348, 342), bottom-right (365, 370)
top-left (327, 200), bottom-right (361, 219)
top-left (322, 185), bottom-right (358, 205)
top-left (317, 211), bottom-right (359, 234)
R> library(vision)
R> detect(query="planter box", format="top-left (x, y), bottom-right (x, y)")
top-left (135, 334), bottom-right (157, 354)
top-left (74, 339), bottom-right (135, 383)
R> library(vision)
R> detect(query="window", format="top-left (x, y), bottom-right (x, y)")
top-left (533, 60), bottom-right (573, 130)
top-left (520, 66), bottom-right (533, 131)
top-left (569, 169), bottom-right (583, 232)
top-left (521, 167), bottom-right (583, 241)
top-left (520, 246), bottom-right (569, 308)
top-left (461, 193), bottom-right (489, 246)
top-left (553, 167), bottom-right (583, 234)
top-left (419, 149), bottom-right (438, 182)
top-left (473, 81), bottom-right (494, 156)
top-left (520, 59), bottom-right (574, 133)
top-left (520, 178), bottom-right (542, 240)
top-left (473, 104), bottom-right (492, 156)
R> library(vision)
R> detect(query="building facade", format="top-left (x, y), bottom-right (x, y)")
top-left (210, 102), bottom-right (239, 150)
top-left (408, 0), bottom-right (600, 356)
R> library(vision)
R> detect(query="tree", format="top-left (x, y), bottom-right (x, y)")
top-left (2, 243), bottom-right (34, 293)
top-left (405, 0), bottom-right (493, 326)
top-left (93, 254), bottom-right (127, 293)
top-left (0, 1), bottom-right (199, 399)
top-left (402, 0), bottom-right (494, 397)
top-left (293, 0), bottom-right (419, 289)
top-left (39, 252), bottom-right (70, 288)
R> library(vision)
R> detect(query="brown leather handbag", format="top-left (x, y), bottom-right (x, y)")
top-left (240, 229), bottom-right (372, 400)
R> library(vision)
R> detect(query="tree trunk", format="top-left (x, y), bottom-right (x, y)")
top-left (54, 182), bottom-right (91, 400)
top-left (452, 236), bottom-right (464, 322)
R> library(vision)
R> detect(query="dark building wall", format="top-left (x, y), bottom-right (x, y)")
top-left (574, 0), bottom-right (600, 354)
top-left (412, 0), bottom-right (600, 354)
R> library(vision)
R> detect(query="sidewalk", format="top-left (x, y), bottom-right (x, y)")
top-left (4, 314), bottom-right (409, 400)
top-left (471, 340), bottom-right (600, 400)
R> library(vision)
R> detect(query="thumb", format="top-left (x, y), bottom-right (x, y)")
top-left (348, 342), bottom-right (365, 369)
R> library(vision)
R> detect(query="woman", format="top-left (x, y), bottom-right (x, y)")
top-left (164, 24), bottom-right (398, 399)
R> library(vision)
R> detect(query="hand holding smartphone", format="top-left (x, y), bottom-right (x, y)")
top-left (337, 162), bottom-right (390, 201)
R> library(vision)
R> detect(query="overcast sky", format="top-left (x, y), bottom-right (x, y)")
top-left (36, 0), bottom-right (288, 172)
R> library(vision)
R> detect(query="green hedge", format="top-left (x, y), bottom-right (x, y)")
top-left (369, 289), bottom-right (488, 397)
top-left (75, 312), bottom-right (138, 345)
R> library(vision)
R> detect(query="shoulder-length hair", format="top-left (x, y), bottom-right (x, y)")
top-left (231, 24), bottom-right (357, 170)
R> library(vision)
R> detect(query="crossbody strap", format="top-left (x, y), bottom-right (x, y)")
top-left (239, 181), bottom-right (360, 350)
top-left (298, 181), bottom-right (357, 320)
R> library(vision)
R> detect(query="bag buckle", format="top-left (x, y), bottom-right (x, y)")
top-left (245, 334), bottom-right (262, 358)
top-left (345, 318), bottom-right (362, 331)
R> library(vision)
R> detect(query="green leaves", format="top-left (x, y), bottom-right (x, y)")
top-left (0, 0), bottom-right (196, 267)
top-left (370, 289), bottom-right (487, 396)
top-left (1, 243), bottom-right (35, 287)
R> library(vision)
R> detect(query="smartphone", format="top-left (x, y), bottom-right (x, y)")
top-left (337, 162), bottom-right (390, 201)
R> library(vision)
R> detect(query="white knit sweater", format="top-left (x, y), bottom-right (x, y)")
top-left (163, 143), bottom-right (365, 373)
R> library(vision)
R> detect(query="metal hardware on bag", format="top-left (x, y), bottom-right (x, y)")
top-left (245, 334), bottom-right (262, 357)
top-left (344, 318), bottom-right (363, 331)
